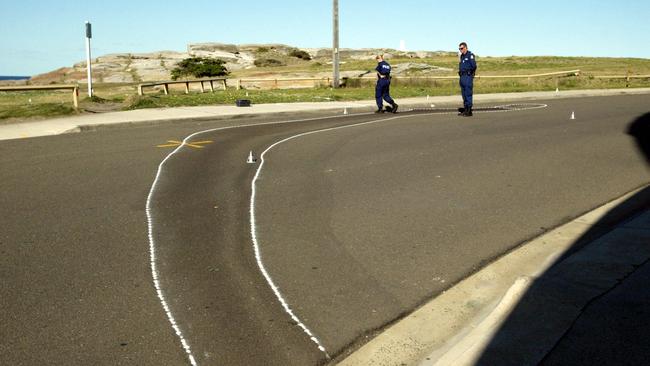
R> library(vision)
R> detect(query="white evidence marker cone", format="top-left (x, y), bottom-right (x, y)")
top-left (246, 151), bottom-right (257, 164)
top-left (570, 111), bottom-right (575, 120)
top-left (555, 87), bottom-right (559, 94)
top-left (343, 107), bottom-right (348, 115)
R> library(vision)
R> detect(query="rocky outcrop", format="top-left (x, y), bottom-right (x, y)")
top-left (29, 43), bottom-right (452, 84)
top-left (391, 62), bottom-right (453, 75)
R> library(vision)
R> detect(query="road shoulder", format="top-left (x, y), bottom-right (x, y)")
top-left (336, 185), bottom-right (650, 366)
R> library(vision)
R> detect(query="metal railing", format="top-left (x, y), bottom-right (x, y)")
top-left (0, 84), bottom-right (79, 108)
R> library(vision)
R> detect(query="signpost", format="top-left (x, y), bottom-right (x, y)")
top-left (85, 21), bottom-right (93, 97)
top-left (332, 0), bottom-right (339, 88)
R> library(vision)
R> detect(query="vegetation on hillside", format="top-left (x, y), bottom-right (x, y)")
top-left (1, 54), bottom-right (649, 121)
top-left (170, 57), bottom-right (229, 80)
top-left (289, 49), bottom-right (311, 61)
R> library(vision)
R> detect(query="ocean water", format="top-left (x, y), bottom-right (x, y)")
top-left (0, 76), bottom-right (30, 81)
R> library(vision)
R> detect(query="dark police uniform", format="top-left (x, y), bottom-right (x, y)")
top-left (459, 50), bottom-right (477, 115)
top-left (375, 59), bottom-right (398, 113)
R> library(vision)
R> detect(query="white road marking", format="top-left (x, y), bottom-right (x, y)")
top-left (250, 115), bottom-right (406, 358)
top-left (146, 140), bottom-right (200, 366)
top-left (146, 113), bottom-right (370, 365)
top-left (146, 103), bottom-right (547, 364)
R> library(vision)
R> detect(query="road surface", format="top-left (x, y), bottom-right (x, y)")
top-left (1, 94), bottom-right (648, 365)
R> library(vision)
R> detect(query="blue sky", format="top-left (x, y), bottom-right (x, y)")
top-left (1, 0), bottom-right (649, 76)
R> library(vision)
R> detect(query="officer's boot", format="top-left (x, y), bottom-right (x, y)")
top-left (392, 103), bottom-right (399, 113)
top-left (465, 107), bottom-right (473, 117)
top-left (458, 107), bottom-right (466, 116)
top-left (375, 107), bottom-right (385, 114)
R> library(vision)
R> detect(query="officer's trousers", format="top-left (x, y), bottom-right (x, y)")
top-left (376, 78), bottom-right (395, 109)
top-left (460, 75), bottom-right (474, 109)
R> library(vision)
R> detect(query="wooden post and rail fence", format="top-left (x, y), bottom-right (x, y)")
top-left (2, 70), bottom-right (649, 107)
top-left (0, 84), bottom-right (79, 108)
top-left (138, 77), bottom-right (227, 95)
top-left (137, 70), bottom-right (588, 92)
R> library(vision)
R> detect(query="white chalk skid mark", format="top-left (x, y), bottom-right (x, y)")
top-left (249, 115), bottom-right (409, 359)
top-left (249, 104), bottom-right (547, 356)
top-left (146, 113), bottom-right (372, 365)
top-left (146, 105), bottom-right (547, 364)
top-left (147, 134), bottom-right (203, 366)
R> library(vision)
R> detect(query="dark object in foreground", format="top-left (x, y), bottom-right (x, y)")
top-left (627, 112), bottom-right (650, 164)
top-left (236, 99), bottom-right (251, 107)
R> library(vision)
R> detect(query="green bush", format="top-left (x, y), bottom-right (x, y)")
top-left (254, 58), bottom-right (285, 67)
top-left (170, 57), bottom-right (229, 80)
top-left (289, 49), bottom-right (312, 61)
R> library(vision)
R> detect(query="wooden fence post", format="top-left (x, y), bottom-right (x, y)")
top-left (73, 86), bottom-right (79, 109)
top-left (626, 70), bottom-right (631, 88)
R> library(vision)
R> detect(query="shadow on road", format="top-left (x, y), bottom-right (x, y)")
top-left (473, 112), bottom-right (650, 365)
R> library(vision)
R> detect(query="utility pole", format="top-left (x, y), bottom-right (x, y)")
top-left (85, 21), bottom-right (93, 97)
top-left (332, 0), bottom-right (340, 88)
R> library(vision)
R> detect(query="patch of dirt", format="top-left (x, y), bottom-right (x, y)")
top-left (81, 101), bottom-right (124, 113)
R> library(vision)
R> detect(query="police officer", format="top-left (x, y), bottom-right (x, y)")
top-left (458, 42), bottom-right (477, 117)
top-left (375, 55), bottom-right (398, 113)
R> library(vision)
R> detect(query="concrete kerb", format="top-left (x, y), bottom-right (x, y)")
top-left (336, 184), bottom-right (650, 366)
top-left (1, 88), bottom-right (649, 142)
top-left (77, 87), bottom-right (647, 132)
top-left (65, 102), bottom-right (375, 133)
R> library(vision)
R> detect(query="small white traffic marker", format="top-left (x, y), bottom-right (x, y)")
top-left (555, 87), bottom-right (559, 95)
top-left (570, 111), bottom-right (575, 120)
top-left (246, 151), bottom-right (257, 164)
top-left (343, 107), bottom-right (348, 115)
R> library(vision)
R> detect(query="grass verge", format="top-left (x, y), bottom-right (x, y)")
top-left (120, 76), bottom-right (649, 110)
top-left (1, 55), bottom-right (649, 121)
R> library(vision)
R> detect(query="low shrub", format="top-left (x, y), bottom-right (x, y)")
top-left (254, 58), bottom-right (285, 67)
top-left (289, 49), bottom-right (312, 61)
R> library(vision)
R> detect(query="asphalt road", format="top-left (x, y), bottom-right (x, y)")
top-left (1, 95), bottom-right (648, 366)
